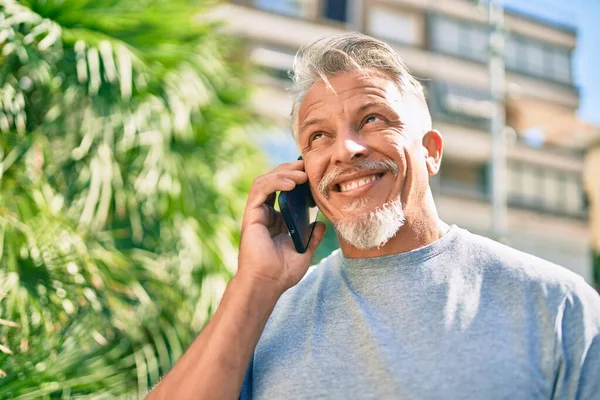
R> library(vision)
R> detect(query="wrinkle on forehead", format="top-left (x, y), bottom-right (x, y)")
top-left (298, 74), bottom-right (401, 127)
top-left (301, 86), bottom-right (390, 120)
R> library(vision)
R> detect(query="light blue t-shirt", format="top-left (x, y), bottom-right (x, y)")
top-left (241, 226), bottom-right (600, 399)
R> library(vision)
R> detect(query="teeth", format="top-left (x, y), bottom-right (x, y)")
top-left (339, 174), bottom-right (380, 193)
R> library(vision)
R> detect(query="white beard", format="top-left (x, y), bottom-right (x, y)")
top-left (334, 195), bottom-right (406, 250)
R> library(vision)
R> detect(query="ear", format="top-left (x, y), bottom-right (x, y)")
top-left (422, 130), bottom-right (443, 175)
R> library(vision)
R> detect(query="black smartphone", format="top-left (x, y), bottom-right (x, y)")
top-left (278, 157), bottom-right (317, 253)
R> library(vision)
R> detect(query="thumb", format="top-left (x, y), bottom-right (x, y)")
top-left (306, 221), bottom-right (327, 256)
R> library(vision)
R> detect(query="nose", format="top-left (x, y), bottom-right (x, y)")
top-left (331, 128), bottom-right (369, 165)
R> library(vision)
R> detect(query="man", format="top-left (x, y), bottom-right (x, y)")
top-left (148, 33), bottom-right (600, 399)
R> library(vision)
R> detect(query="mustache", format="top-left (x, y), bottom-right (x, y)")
top-left (318, 159), bottom-right (399, 198)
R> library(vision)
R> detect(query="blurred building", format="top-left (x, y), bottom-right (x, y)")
top-left (585, 145), bottom-right (600, 263)
top-left (211, 0), bottom-right (600, 282)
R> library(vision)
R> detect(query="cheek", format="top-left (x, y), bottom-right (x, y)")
top-left (383, 133), bottom-right (419, 165)
top-left (305, 157), bottom-right (338, 220)
top-left (383, 131), bottom-right (409, 150)
top-left (307, 172), bottom-right (321, 199)
top-left (304, 156), bottom-right (329, 195)
top-left (371, 135), bottom-right (408, 170)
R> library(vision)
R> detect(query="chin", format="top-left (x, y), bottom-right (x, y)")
top-left (334, 195), bottom-right (406, 250)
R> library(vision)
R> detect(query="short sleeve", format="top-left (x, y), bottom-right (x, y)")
top-left (552, 277), bottom-right (600, 399)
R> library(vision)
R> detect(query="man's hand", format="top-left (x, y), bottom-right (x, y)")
top-left (146, 160), bottom-right (326, 400)
top-left (238, 159), bottom-right (326, 294)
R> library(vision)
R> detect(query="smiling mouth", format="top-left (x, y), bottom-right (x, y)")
top-left (335, 173), bottom-right (384, 193)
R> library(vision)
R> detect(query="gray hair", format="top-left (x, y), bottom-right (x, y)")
top-left (290, 32), bottom-right (429, 138)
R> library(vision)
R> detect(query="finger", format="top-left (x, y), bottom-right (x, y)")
top-left (246, 177), bottom-right (295, 213)
top-left (264, 169), bottom-right (308, 208)
top-left (269, 207), bottom-right (289, 238)
top-left (246, 171), bottom-right (307, 210)
top-left (263, 204), bottom-right (288, 237)
top-left (273, 159), bottom-right (304, 172)
top-left (278, 211), bottom-right (288, 233)
top-left (264, 204), bottom-right (279, 230)
top-left (303, 222), bottom-right (327, 258)
top-left (271, 169), bottom-right (307, 183)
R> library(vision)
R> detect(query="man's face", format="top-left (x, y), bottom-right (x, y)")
top-left (297, 70), bottom-right (436, 249)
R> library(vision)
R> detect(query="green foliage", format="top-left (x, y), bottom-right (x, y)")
top-left (593, 251), bottom-right (600, 291)
top-left (0, 0), bottom-right (265, 396)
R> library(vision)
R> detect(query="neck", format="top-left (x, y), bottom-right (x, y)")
top-left (338, 195), bottom-right (450, 259)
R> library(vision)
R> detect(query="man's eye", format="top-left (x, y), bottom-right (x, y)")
top-left (310, 132), bottom-right (324, 142)
top-left (365, 115), bottom-right (378, 124)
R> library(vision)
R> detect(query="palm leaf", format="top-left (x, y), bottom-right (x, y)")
top-left (0, 0), bottom-right (265, 396)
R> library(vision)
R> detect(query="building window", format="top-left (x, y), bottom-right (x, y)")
top-left (548, 48), bottom-right (572, 83)
top-left (504, 37), bottom-right (519, 69)
top-left (462, 24), bottom-right (488, 62)
top-left (430, 15), bottom-right (488, 62)
top-left (524, 40), bottom-right (546, 76)
top-left (507, 161), bottom-right (584, 217)
top-left (521, 165), bottom-right (541, 205)
top-left (504, 35), bottom-right (520, 69)
top-left (430, 16), bottom-right (574, 85)
top-left (431, 15), bottom-right (461, 56)
top-left (564, 178), bottom-right (583, 214)
top-left (439, 160), bottom-right (487, 199)
top-left (429, 81), bottom-right (493, 130)
top-left (255, 0), bottom-right (308, 18)
top-left (507, 162), bottom-right (522, 198)
top-left (503, 34), bottom-right (572, 84)
top-left (323, 0), bottom-right (348, 23)
top-left (367, 6), bottom-right (417, 45)
top-left (543, 172), bottom-right (564, 210)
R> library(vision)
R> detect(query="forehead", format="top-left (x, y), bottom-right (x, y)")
top-left (297, 70), bottom-right (402, 123)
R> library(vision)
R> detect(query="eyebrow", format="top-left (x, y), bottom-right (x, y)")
top-left (299, 117), bottom-right (327, 135)
top-left (299, 101), bottom-right (397, 137)
top-left (357, 101), bottom-right (395, 114)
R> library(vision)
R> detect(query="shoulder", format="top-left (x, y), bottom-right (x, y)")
top-left (560, 275), bottom-right (600, 329)
top-left (456, 230), bottom-right (600, 397)
top-left (455, 227), bottom-right (591, 299)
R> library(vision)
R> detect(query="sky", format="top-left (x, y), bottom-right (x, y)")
top-left (503, 0), bottom-right (600, 126)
